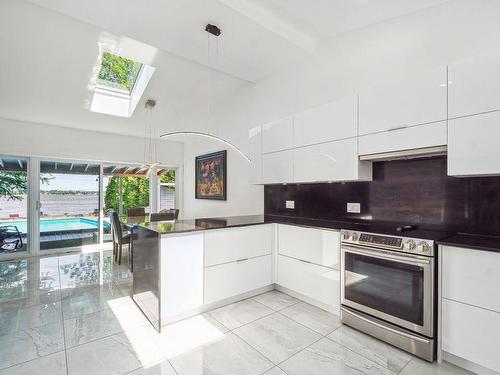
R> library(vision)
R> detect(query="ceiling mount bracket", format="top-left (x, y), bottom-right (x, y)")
top-left (205, 24), bottom-right (221, 37)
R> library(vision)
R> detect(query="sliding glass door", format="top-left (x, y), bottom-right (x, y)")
top-left (39, 160), bottom-right (100, 251)
top-left (0, 157), bottom-right (29, 255)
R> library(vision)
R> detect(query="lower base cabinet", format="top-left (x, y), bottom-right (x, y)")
top-left (278, 255), bottom-right (340, 313)
top-left (442, 298), bottom-right (500, 373)
top-left (204, 255), bottom-right (272, 304)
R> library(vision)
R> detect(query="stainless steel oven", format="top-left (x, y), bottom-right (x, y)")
top-left (340, 230), bottom-right (436, 361)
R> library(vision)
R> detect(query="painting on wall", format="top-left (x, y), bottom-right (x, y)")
top-left (195, 150), bottom-right (227, 200)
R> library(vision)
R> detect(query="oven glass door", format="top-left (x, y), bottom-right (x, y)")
top-left (342, 246), bottom-right (433, 336)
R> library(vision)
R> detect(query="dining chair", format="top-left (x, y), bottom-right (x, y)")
top-left (127, 207), bottom-right (146, 217)
top-left (150, 212), bottom-right (175, 221)
top-left (159, 208), bottom-right (179, 219)
top-left (110, 211), bottom-right (134, 270)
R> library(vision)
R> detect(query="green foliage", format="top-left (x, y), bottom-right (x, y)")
top-left (42, 190), bottom-right (98, 195)
top-left (0, 171), bottom-right (27, 200)
top-left (104, 176), bottom-right (149, 213)
top-left (159, 170), bottom-right (175, 190)
top-left (98, 52), bottom-right (142, 91)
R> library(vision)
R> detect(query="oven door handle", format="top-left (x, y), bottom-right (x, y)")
top-left (342, 245), bottom-right (431, 265)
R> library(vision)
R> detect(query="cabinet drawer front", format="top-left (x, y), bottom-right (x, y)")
top-left (278, 225), bottom-right (340, 269)
top-left (448, 112), bottom-right (500, 176)
top-left (205, 225), bottom-right (273, 267)
top-left (204, 255), bottom-right (272, 304)
top-left (449, 51), bottom-right (500, 118)
top-left (358, 121), bottom-right (447, 156)
top-left (359, 67), bottom-right (447, 135)
top-left (263, 117), bottom-right (293, 153)
top-left (294, 96), bottom-right (357, 148)
top-left (278, 255), bottom-right (340, 310)
top-left (293, 138), bottom-right (370, 183)
top-left (442, 245), bottom-right (500, 313)
top-left (442, 299), bottom-right (500, 373)
top-left (262, 150), bottom-right (293, 184)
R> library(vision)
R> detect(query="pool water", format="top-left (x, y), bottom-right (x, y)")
top-left (0, 218), bottom-right (109, 234)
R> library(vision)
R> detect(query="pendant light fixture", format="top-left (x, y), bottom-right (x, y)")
top-left (143, 98), bottom-right (159, 179)
top-left (160, 24), bottom-right (251, 162)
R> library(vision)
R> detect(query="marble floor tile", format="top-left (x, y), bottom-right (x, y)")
top-left (328, 325), bottom-right (412, 373)
top-left (66, 334), bottom-right (145, 375)
top-left (169, 332), bottom-right (273, 375)
top-left (0, 301), bottom-right (62, 335)
top-left (252, 291), bottom-right (299, 311)
top-left (209, 298), bottom-right (274, 330)
top-left (263, 367), bottom-right (288, 375)
top-left (0, 351), bottom-right (67, 375)
top-left (233, 312), bottom-right (321, 364)
top-left (61, 283), bottom-right (124, 319)
top-left (400, 358), bottom-right (474, 375)
top-left (63, 303), bottom-right (144, 347)
top-left (280, 302), bottom-right (342, 335)
top-left (279, 337), bottom-right (395, 375)
top-left (0, 321), bottom-right (65, 370)
top-left (126, 360), bottom-right (177, 375)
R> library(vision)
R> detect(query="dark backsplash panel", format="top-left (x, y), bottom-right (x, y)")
top-left (264, 157), bottom-right (500, 236)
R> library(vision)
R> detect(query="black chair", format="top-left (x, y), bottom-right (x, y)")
top-left (159, 208), bottom-right (179, 219)
top-left (0, 226), bottom-right (23, 253)
top-left (127, 207), bottom-right (146, 217)
top-left (150, 212), bottom-right (175, 222)
top-left (110, 211), bottom-right (133, 270)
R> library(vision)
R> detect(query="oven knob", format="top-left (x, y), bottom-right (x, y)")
top-left (342, 231), bottom-right (350, 240)
top-left (417, 241), bottom-right (431, 253)
top-left (403, 239), bottom-right (416, 251)
top-left (350, 232), bottom-right (359, 241)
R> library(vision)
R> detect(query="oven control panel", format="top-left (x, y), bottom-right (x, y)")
top-left (341, 230), bottom-right (435, 256)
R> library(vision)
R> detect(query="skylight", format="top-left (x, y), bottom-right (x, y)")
top-left (90, 52), bottom-right (155, 117)
top-left (96, 52), bottom-right (143, 94)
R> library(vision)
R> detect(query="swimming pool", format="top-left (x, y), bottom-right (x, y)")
top-left (0, 218), bottom-right (109, 234)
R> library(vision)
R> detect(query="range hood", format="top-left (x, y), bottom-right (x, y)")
top-left (359, 145), bottom-right (447, 162)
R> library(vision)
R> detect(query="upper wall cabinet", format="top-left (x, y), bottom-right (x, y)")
top-left (294, 96), bottom-right (358, 148)
top-left (449, 51), bottom-right (500, 119)
top-left (294, 138), bottom-right (372, 183)
top-left (359, 67), bottom-right (447, 135)
top-left (248, 125), bottom-right (263, 184)
top-left (448, 111), bottom-right (500, 176)
top-left (262, 150), bottom-right (294, 184)
top-left (262, 116), bottom-right (293, 153)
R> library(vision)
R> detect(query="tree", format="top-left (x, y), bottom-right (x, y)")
top-left (159, 170), bottom-right (175, 190)
top-left (98, 52), bottom-right (142, 91)
top-left (104, 176), bottom-right (149, 213)
top-left (0, 171), bottom-right (27, 200)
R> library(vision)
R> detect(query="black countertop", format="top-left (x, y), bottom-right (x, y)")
top-left (126, 214), bottom-right (500, 253)
top-left (437, 233), bottom-right (500, 253)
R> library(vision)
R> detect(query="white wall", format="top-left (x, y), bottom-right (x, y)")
top-left (211, 0), bottom-right (500, 150)
top-left (0, 117), bottom-right (183, 166)
top-left (181, 136), bottom-right (263, 220)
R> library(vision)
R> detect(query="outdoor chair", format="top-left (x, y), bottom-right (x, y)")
top-left (0, 225), bottom-right (23, 253)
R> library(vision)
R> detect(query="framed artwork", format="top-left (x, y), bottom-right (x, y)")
top-left (195, 150), bottom-right (227, 200)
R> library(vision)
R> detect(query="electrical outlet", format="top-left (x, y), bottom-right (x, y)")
top-left (285, 200), bottom-right (295, 209)
top-left (347, 202), bottom-right (361, 213)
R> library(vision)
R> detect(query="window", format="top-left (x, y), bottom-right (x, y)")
top-left (90, 52), bottom-right (155, 117)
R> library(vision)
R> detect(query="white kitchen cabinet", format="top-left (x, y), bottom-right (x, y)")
top-left (358, 121), bottom-right (447, 157)
top-left (293, 96), bottom-right (358, 148)
top-left (449, 51), bottom-right (500, 118)
top-left (293, 138), bottom-right (372, 183)
top-left (442, 245), bottom-right (500, 313)
top-left (278, 255), bottom-right (340, 312)
top-left (205, 225), bottom-right (273, 267)
top-left (359, 67), bottom-right (447, 135)
top-left (204, 255), bottom-right (272, 304)
top-left (442, 299), bottom-right (500, 373)
top-left (262, 150), bottom-right (293, 184)
top-left (448, 111), bottom-right (500, 176)
top-left (248, 125), bottom-right (262, 184)
top-left (278, 224), bottom-right (340, 270)
top-left (262, 116), bottom-right (293, 153)
top-left (161, 233), bottom-right (204, 318)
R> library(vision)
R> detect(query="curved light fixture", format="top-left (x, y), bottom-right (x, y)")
top-left (160, 131), bottom-right (251, 162)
